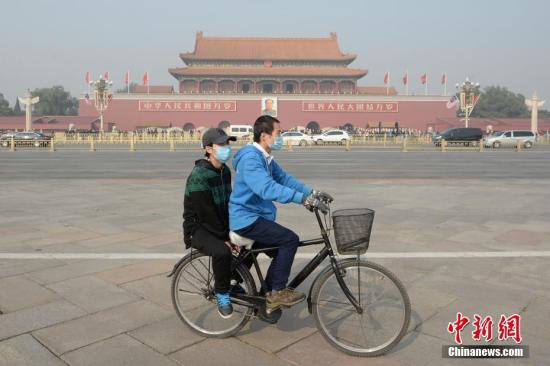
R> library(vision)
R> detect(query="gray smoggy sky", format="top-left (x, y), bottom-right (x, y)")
top-left (1, 0), bottom-right (548, 106)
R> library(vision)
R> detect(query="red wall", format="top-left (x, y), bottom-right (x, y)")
top-left (79, 97), bottom-right (456, 131)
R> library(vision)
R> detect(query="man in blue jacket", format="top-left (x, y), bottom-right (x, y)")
top-left (229, 115), bottom-right (330, 312)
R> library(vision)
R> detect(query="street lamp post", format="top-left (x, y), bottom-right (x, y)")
top-left (90, 75), bottom-right (113, 133)
top-left (456, 78), bottom-right (480, 128)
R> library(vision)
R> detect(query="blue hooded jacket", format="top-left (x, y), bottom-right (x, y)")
top-left (229, 144), bottom-right (312, 231)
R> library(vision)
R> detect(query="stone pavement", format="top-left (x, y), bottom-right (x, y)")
top-left (1, 149), bottom-right (549, 365)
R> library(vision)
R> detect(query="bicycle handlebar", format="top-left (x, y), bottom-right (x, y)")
top-left (312, 190), bottom-right (334, 204)
top-left (314, 198), bottom-right (331, 215)
top-left (305, 191), bottom-right (333, 215)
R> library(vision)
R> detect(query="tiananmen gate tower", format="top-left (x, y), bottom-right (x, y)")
top-left (78, 32), bottom-right (456, 132)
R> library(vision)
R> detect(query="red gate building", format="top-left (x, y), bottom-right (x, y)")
top-left (78, 32), bottom-right (455, 132)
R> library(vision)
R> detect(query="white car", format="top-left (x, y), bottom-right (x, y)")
top-left (281, 131), bottom-right (314, 146)
top-left (313, 130), bottom-right (350, 145)
top-left (484, 130), bottom-right (536, 148)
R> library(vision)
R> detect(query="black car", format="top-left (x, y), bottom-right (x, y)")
top-left (433, 128), bottom-right (483, 146)
top-left (1, 132), bottom-right (51, 147)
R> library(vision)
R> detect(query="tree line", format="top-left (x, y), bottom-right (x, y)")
top-left (0, 86), bottom-right (78, 116)
top-left (469, 86), bottom-right (549, 118)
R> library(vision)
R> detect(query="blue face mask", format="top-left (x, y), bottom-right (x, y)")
top-left (214, 145), bottom-right (232, 163)
top-left (270, 136), bottom-right (283, 150)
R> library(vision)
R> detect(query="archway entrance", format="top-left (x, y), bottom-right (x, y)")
top-left (342, 123), bottom-right (354, 133)
top-left (306, 121), bottom-right (321, 134)
top-left (183, 123), bottom-right (196, 131)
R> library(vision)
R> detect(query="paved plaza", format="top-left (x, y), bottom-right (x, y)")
top-left (1, 148), bottom-right (549, 365)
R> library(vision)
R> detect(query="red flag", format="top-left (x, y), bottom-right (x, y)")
top-left (402, 73), bottom-right (408, 85)
top-left (441, 73), bottom-right (447, 84)
top-left (104, 72), bottom-right (109, 80)
top-left (383, 72), bottom-right (389, 85)
top-left (472, 95), bottom-right (480, 107)
top-left (85, 71), bottom-right (90, 84)
top-left (124, 71), bottom-right (129, 85)
top-left (421, 73), bottom-right (427, 85)
top-left (143, 72), bottom-right (149, 85)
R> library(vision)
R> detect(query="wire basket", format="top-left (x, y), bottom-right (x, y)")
top-left (332, 208), bottom-right (375, 255)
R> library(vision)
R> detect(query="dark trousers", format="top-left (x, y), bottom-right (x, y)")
top-left (190, 227), bottom-right (231, 293)
top-left (235, 217), bottom-right (299, 291)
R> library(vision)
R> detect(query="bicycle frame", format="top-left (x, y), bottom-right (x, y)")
top-left (231, 209), bottom-right (363, 314)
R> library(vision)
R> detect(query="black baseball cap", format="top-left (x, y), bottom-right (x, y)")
top-left (202, 128), bottom-right (237, 147)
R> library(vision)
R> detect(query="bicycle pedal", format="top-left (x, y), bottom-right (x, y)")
top-left (265, 306), bottom-right (279, 315)
top-left (259, 307), bottom-right (282, 324)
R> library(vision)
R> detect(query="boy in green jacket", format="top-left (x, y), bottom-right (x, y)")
top-left (183, 128), bottom-right (238, 318)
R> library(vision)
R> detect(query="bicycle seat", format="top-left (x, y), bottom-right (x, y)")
top-left (229, 231), bottom-right (254, 250)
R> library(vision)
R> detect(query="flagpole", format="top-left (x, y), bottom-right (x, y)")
top-left (86, 71), bottom-right (90, 96)
top-left (444, 72), bottom-right (447, 96)
top-left (147, 72), bottom-right (150, 95)
top-left (425, 72), bottom-right (428, 96)
top-left (406, 70), bottom-right (409, 96)
top-left (127, 70), bottom-right (130, 95)
top-left (386, 72), bottom-right (390, 95)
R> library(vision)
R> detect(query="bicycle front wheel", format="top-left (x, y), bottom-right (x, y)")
top-left (311, 259), bottom-right (410, 357)
top-left (171, 251), bottom-right (255, 338)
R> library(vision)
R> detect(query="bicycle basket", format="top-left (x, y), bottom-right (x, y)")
top-left (332, 208), bottom-right (375, 255)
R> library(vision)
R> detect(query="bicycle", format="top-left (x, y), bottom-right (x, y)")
top-left (168, 198), bottom-right (411, 357)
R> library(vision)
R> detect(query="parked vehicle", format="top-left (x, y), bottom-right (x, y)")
top-left (281, 131), bottom-right (314, 146)
top-left (484, 130), bottom-right (536, 148)
top-left (229, 125), bottom-right (253, 138)
top-left (1, 132), bottom-right (51, 147)
top-left (313, 130), bottom-right (350, 145)
top-left (433, 128), bottom-right (483, 146)
top-left (0, 132), bottom-right (16, 145)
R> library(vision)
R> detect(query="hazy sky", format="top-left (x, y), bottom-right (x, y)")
top-left (1, 0), bottom-right (549, 106)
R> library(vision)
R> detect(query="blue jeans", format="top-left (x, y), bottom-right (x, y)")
top-left (235, 217), bottom-right (299, 291)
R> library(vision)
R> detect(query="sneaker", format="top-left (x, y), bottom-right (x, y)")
top-left (266, 288), bottom-right (305, 312)
top-left (215, 292), bottom-right (233, 319)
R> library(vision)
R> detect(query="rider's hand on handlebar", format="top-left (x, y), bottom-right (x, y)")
top-left (302, 192), bottom-right (329, 214)
top-left (312, 190), bottom-right (334, 203)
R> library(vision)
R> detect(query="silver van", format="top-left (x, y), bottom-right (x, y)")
top-left (484, 130), bottom-right (536, 148)
top-left (229, 125), bottom-right (253, 138)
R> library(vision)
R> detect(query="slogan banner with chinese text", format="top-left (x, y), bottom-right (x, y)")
top-left (302, 101), bottom-right (398, 113)
top-left (139, 101), bottom-right (237, 112)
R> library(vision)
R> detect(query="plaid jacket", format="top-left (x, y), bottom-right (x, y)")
top-left (183, 159), bottom-right (232, 247)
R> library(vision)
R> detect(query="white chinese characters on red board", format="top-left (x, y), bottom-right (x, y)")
top-left (302, 101), bottom-right (399, 113)
top-left (139, 100), bottom-right (237, 112)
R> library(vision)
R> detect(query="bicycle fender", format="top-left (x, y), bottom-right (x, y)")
top-left (307, 258), bottom-right (359, 314)
top-left (166, 250), bottom-right (200, 277)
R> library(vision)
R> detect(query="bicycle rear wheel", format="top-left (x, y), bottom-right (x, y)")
top-left (311, 259), bottom-right (410, 357)
top-left (171, 251), bottom-right (256, 338)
